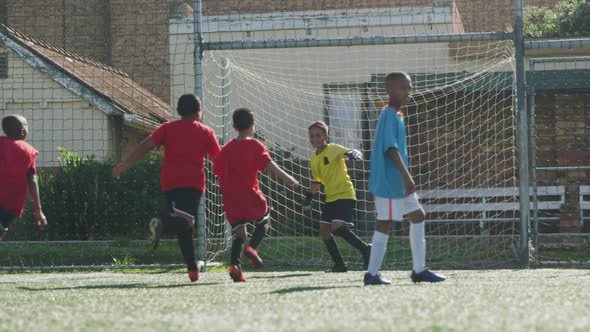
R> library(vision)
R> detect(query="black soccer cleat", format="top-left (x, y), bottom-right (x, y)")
top-left (410, 269), bottom-right (446, 283)
top-left (364, 272), bottom-right (392, 286)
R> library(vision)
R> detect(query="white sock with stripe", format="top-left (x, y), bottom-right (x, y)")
top-left (367, 230), bottom-right (389, 276)
top-left (410, 222), bottom-right (426, 273)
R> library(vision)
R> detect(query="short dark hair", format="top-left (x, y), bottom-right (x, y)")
top-left (385, 71), bottom-right (411, 88)
top-left (233, 108), bottom-right (254, 130)
top-left (308, 121), bottom-right (329, 135)
top-left (177, 94), bottom-right (201, 116)
top-left (2, 114), bottom-right (27, 139)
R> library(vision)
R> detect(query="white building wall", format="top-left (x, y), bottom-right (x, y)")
top-left (168, 5), bottom-right (516, 156)
top-left (0, 48), bottom-right (115, 167)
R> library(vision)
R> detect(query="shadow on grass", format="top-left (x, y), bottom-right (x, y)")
top-left (541, 271), bottom-right (590, 278)
top-left (249, 273), bottom-right (314, 280)
top-left (271, 285), bottom-right (359, 295)
top-left (18, 282), bottom-right (221, 291)
top-left (152, 282), bottom-right (222, 288)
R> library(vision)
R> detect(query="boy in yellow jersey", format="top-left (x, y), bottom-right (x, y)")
top-left (303, 121), bottom-right (370, 272)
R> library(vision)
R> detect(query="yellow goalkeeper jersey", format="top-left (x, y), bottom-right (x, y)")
top-left (310, 143), bottom-right (356, 202)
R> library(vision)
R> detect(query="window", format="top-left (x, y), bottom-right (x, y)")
top-left (323, 82), bottom-right (373, 153)
top-left (0, 53), bottom-right (7, 79)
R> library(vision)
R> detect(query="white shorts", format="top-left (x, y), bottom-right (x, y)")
top-left (374, 193), bottom-right (423, 221)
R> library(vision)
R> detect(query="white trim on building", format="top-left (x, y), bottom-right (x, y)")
top-left (170, 5), bottom-right (454, 35)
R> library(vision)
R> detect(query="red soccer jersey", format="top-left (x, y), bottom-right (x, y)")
top-left (0, 136), bottom-right (39, 217)
top-left (148, 120), bottom-right (220, 192)
top-left (213, 138), bottom-right (272, 224)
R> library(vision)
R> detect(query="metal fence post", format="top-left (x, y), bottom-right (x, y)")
top-left (515, 0), bottom-right (531, 269)
top-left (220, 57), bottom-right (232, 250)
top-left (528, 60), bottom-right (539, 261)
top-left (193, 0), bottom-right (208, 271)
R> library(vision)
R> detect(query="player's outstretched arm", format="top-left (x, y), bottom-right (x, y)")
top-left (387, 147), bottom-right (416, 195)
top-left (266, 160), bottom-right (299, 188)
top-left (27, 172), bottom-right (47, 230)
top-left (112, 138), bottom-right (156, 178)
top-left (207, 133), bottom-right (221, 162)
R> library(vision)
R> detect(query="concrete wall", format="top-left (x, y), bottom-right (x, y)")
top-left (169, 5), bottom-right (515, 160)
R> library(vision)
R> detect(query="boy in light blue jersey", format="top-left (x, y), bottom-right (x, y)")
top-left (364, 72), bottom-right (446, 285)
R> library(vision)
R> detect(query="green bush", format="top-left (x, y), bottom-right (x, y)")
top-left (14, 140), bottom-right (327, 240)
top-left (524, 0), bottom-right (590, 38)
top-left (523, 5), bottom-right (559, 38)
top-left (554, 0), bottom-right (590, 37)
top-left (17, 148), bottom-right (165, 240)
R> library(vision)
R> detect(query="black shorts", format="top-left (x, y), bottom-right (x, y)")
top-left (321, 199), bottom-right (355, 226)
top-left (0, 206), bottom-right (17, 230)
top-left (230, 210), bottom-right (271, 230)
top-left (164, 187), bottom-right (203, 219)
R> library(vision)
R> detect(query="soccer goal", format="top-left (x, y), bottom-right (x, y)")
top-left (192, 4), bottom-right (521, 269)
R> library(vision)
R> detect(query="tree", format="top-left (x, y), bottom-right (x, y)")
top-left (524, 0), bottom-right (590, 38)
top-left (523, 5), bottom-right (559, 37)
top-left (554, 0), bottom-right (590, 36)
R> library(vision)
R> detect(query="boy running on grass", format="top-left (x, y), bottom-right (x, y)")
top-left (303, 121), bottom-right (370, 272)
top-left (113, 94), bottom-right (220, 282)
top-left (0, 115), bottom-right (48, 241)
top-left (213, 108), bottom-right (298, 282)
top-left (364, 72), bottom-right (446, 285)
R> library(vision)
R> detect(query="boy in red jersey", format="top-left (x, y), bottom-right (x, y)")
top-left (113, 94), bottom-right (220, 282)
top-left (0, 115), bottom-right (48, 240)
top-left (214, 108), bottom-right (298, 282)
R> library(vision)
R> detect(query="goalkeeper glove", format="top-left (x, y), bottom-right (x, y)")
top-left (301, 190), bottom-right (314, 210)
top-left (345, 149), bottom-right (363, 161)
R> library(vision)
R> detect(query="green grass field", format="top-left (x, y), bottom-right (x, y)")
top-left (1, 268), bottom-right (589, 331)
top-left (0, 236), bottom-right (524, 269)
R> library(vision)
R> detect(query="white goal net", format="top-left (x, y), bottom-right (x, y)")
top-left (199, 38), bottom-right (518, 269)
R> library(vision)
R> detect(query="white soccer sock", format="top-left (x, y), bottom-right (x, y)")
top-left (367, 230), bottom-right (389, 276)
top-left (410, 222), bottom-right (426, 273)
